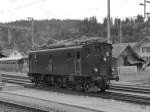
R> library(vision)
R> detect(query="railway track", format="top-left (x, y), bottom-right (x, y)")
top-left (2, 76), bottom-right (31, 85)
top-left (1, 75), bottom-right (103, 112)
top-left (2, 74), bottom-right (150, 106)
top-left (102, 92), bottom-right (150, 105)
top-left (111, 84), bottom-right (150, 94)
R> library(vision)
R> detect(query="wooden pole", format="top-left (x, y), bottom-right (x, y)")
top-left (107, 0), bottom-right (111, 43)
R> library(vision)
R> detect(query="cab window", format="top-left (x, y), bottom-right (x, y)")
top-left (85, 48), bottom-right (90, 57)
top-left (94, 46), bottom-right (100, 52)
top-left (77, 52), bottom-right (80, 59)
top-left (66, 52), bottom-right (72, 60)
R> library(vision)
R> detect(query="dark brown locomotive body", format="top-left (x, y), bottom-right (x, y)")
top-left (28, 42), bottom-right (119, 92)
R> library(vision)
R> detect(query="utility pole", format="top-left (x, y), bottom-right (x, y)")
top-left (8, 29), bottom-right (11, 48)
top-left (139, 0), bottom-right (150, 36)
top-left (119, 19), bottom-right (122, 43)
top-left (139, 0), bottom-right (150, 19)
top-left (107, 0), bottom-right (111, 43)
top-left (144, 0), bottom-right (146, 19)
top-left (0, 23), bottom-right (31, 49)
top-left (27, 17), bottom-right (34, 49)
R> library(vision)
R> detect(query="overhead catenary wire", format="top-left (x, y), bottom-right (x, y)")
top-left (1, 0), bottom-right (46, 14)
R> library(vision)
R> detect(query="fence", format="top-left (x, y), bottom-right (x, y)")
top-left (118, 66), bottom-right (137, 74)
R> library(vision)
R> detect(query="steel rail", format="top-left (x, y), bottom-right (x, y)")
top-left (111, 85), bottom-right (150, 94)
top-left (3, 75), bottom-right (150, 94)
top-left (0, 77), bottom-right (104, 112)
top-left (2, 74), bottom-right (29, 79)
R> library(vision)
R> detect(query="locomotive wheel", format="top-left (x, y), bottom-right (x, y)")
top-left (83, 82), bottom-right (90, 92)
top-left (66, 82), bottom-right (75, 90)
top-left (34, 77), bottom-right (40, 86)
top-left (75, 85), bottom-right (81, 91)
top-left (100, 79), bottom-right (106, 92)
top-left (67, 85), bottom-right (75, 91)
top-left (100, 87), bottom-right (106, 92)
top-left (44, 75), bottom-right (54, 86)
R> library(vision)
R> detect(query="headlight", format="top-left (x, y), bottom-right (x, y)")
top-left (94, 68), bottom-right (98, 73)
top-left (112, 68), bottom-right (115, 72)
top-left (106, 52), bottom-right (109, 56)
top-left (103, 57), bottom-right (107, 61)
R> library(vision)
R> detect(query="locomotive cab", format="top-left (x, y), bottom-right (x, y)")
top-left (81, 43), bottom-right (119, 91)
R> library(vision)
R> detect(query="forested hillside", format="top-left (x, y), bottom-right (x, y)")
top-left (0, 15), bottom-right (149, 54)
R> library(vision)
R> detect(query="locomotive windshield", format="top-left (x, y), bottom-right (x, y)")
top-left (93, 44), bottom-right (111, 56)
top-left (94, 46), bottom-right (100, 52)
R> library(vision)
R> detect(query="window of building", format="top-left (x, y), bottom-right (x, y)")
top-left (142, 47), bottom-right (147, 53)
top-left (142, 47), bottom-right (150, 53)
top-left (147, 47), bottom-right (150, 52)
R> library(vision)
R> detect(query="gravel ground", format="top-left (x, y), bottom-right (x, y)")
top-left (1, 71), bottom-right (150, 112)
top-left (0, 91), bottom-right (99, 112)
top-left (1, 88), bottom-right (150, 112)
top-left (0, 101), bottom-right (33, 112)
top-left (0, 101), bottom-right (65, 112)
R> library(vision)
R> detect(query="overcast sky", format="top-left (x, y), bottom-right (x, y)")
top-left (0, 0), bottom-right (148, 23)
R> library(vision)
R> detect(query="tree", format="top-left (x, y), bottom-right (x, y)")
top-left (79, 16), bottom-right (100, 36)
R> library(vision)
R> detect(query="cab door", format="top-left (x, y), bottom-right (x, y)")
top-left (48, 55), bottom-right (53, 73)
top-left (75, 51), bottom-right (81, 75)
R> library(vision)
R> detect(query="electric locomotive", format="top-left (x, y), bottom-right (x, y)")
top-left (28, 41), bottom-right (119, 92)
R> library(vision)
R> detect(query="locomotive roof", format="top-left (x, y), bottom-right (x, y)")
top-left (30, 45), bottom-right (83, 53)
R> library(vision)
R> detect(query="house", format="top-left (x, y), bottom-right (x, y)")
top-left (133, 36), bottom-right (150, 64)
top-left (0, 53), bottom-right (6, 58)
top-left (112, 43), bottom-right (144, 72)
top-left (1, 49), bottom-right (24, 58)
